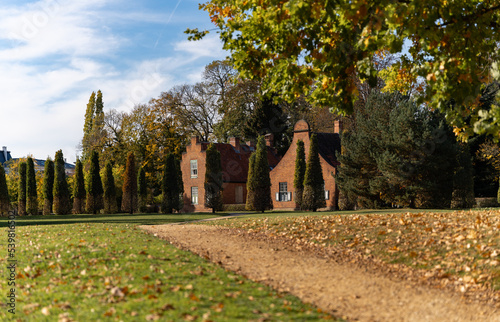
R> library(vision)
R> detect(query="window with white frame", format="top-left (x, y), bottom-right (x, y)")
top-left (191, 187), bottom-right (198, 205)
top-left (276, 182), bottom-right (292, 202)
top-left (190, 160), bottom-right (198, 178)
top-left (324, 184), bottom-right (330, 200)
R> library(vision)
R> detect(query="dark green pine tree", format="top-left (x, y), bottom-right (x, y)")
top-left (43, 158), bottom-right (54, 215)
top-left (86, 150), bottom-right (103, 214)
top-left (122, 152), bottom-right (137, 214)
top-left (103, 161), bottom-right (117, 214)
top-left (26, 157), bottom-right (38, 215)
top-left (248, 136), bottom-right (273, 212)
top-left (53, 150), bottom-right (71, 215)
top-left (162, 153), bottom-right (180, 214)
top-left (137, 166), bottom-right (148, 213)
top-left (451, 144), bottom-right (476, 209)
top-left (243, 94), bottom-right (289, 155)
top-left (302, 134), bottom-right (326, 212)
top-left (0, 164), bottom-right (10, 216)
top-left (204, 144), bottom-right (223, 213)
top-left (293, 140), bottom-right (306, 210)
top-left (245, 152), bottom-right (256, 211)
top-left (17, 162), bottom-right (27, 216)
top-left (72, 159), bottom-right (85, 214)
top-left (175, 158), bottom-right (184, 212)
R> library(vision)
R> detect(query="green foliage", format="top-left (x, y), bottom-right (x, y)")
top-left (81, 90), bottom-right (106, 161)
top-left (337, 91), bottom-right (457, 209)
top-left (137, 166), bottom-right (148, 213)
top-left (302, 134), bottom-right (326, 212)
top-left (194, 1), bottom-right (500, 138)
top-left (246, 136), bottom-right (273, 212)
top-left (26, 157), bottom-right (38, 215)
top-left (53, 150), bottom-right (71, 215)
top-left (0, 164), bottom-right (10, 216)
top-left (43, 158), bottom-right (54, 215)
top-left (245, 153), bottom-right (256, 211)
top-left (293, 140), bottom-right (306, 209)
top-left (451, 145), bottom-right (476, 209)
top-left (162, 153), bottom-right (181, 214)
top-left (103, 161), bottom-right (118, 214)
top-left (17, 162), bottom-right (27, 216)
top-left (86, 151), bottom-right (104, 214)
top-left (204, 144), bottom-right (223, 213)
top-left (72, 159), bottom-right (85, 214)
top-left (122, 152), bottom-right (138, 214)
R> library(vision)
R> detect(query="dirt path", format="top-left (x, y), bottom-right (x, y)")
top-left (140, 224), bottom-right (500, 322)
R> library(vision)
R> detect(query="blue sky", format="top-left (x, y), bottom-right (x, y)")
top-left (0, 0), bottom-right (227, 163)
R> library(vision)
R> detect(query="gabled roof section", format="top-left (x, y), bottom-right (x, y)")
top-left (316, 132), bottom-right (341, 167)
top-left (0, 147), bottom-right (12, 165)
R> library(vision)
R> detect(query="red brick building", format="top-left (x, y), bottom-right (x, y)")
top-left (270, 120), bottom-right (341, 210)
top-left (181, 136), bottom-right (281, 212)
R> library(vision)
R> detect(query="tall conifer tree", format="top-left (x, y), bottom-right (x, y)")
top-left (0, 164), bottom-right (10, 216)
top-left (26, 157), bottom-right (38, 215)
top-left (43, 158), bottom-right (54, 215)
top-left (293, 140), bottom-right (306, 210)
top-left (302, 134), bottom-right (326, 212)
top-left (245, 153), bottom-right (256, 211)
top-left (138, 166), bottom-right (148, 213)
top-left (53, 150), bottom-right (71, 215)
top-left (247, 136), bottom-right (273, 212)
top-left (162, 153), bottom-right (180, 214)
top-left (72, 159), bottom-right (85, 214)
top-left (204, 144), bottom-right (223, 213)
top-left (103, 161), bottom-right (117, 214)
top-left (17, 162), bottom-right (27, 216)
top-left (86, 150), bottom-right (103, 214)
top-left (122, 152), bottom-right (137, 214)
top-left (451, 145), bottom-right (475, 208)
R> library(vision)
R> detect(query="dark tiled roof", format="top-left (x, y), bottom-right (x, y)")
top-left (0, 150), bottom-right (12, 165)
top-left (214, 143), bottom-right (281, 183)
top-left (316, 132), bottom-right (341, 167)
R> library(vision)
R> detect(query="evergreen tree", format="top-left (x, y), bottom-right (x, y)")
top-left (82, 91), bottom-right (96, 161)
top-left (0, 164), bottom-right (10, 216)
top-left (451, 144), bottom-right (476, 209)
top-left (302, 134), bottom-right (326, 212)
top-left (138, 166), bottom-right (148, 213)
top-left (245, 152), bottom-right (256, 211)
top-left (17, 162), bottom-right (27, 216)
top-left (72, 159), bottom-right (85, 214)
top-left (122, 152), bottom-right (137, 214)
top-left (244, 94), bottom-right (289, 155)
top-left (26, 157), bottom-right (38, 215)
top-left (53, 150), bottom-right (71, 215)
top-left (103, 161), bottom-right (117, 214)
top-left (175, 159), bottom-right (184, 212)
top-left (162, 153), bottom-right (180, 214)
top-left (86, 150), bottom-right (104, 214)
top-left (247, 136), bottom-right (273, 212)
top-left (293, 140), bottom-right (306, 210)
top-left (42, 158), bottom-right (54, 215)
top-left (204, 144), bottom-right (223, 213)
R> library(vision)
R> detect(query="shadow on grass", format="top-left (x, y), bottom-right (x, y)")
top-left (0, 212), bottom-right (233, 228)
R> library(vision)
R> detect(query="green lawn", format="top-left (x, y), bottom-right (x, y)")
top-left (0, 213), bottom-right (336, 321)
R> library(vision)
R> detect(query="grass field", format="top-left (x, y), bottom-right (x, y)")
top-left (207, 209), bottom-right (500, 296)
top-left (0, 213), bottom-right (336, 321)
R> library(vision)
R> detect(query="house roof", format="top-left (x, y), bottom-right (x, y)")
top-left (0, 149), bottom-right (12, 165)
top-left (214, 143), bottom-right (281, 183)
top-left (316, 132), bottom-right (341, 167)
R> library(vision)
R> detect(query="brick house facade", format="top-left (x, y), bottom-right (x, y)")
top-left (270, 120), bottom-right (341, 210)
top-left (181, 136), bottom-right (280, 212)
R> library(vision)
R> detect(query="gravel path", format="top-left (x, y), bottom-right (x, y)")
top-left (140, 224), bottom-right (500, 321)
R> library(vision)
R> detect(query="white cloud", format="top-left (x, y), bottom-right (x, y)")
top-left (0, 1), bottom-right (227, 163)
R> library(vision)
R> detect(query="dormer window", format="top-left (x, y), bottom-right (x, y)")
top-left (190, 160), bottom-right (198, 178)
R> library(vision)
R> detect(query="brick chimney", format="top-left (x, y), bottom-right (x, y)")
top-left (190, 136), bottom-right (200, 146)
top-left (264, 133), bottom-right (274, 147)
top-left (334, 120), bottom-right (343, 134)
top-left (229, 137), bottom-right (241, 152)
